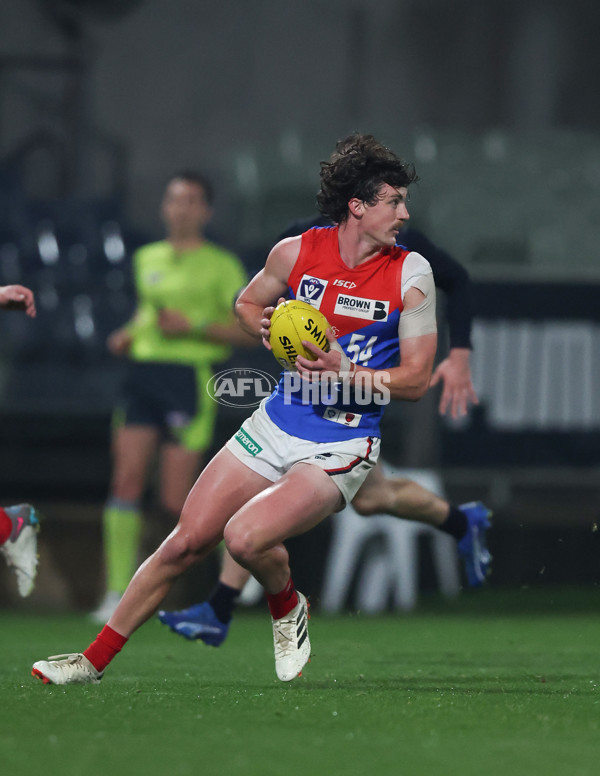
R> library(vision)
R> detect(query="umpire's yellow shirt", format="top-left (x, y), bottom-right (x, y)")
top-left (127, 240), bottom-right (248, 366)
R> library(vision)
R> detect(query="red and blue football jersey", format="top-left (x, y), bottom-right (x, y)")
top-left (265, 226), bottom-right (414, 442)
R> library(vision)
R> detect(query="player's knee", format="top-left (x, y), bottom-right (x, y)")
top-left (156, 529), bottom-right (189, 565)
top-left (156, 525), bottom-right (204, 570)
top-left (223, 523), bottom-right (256, 567)
top-left (352, 492), bottom-right (378, 516)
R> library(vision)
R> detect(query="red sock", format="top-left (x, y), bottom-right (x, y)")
top-left (0, 509), bottom-right (12, 545)
top-left (83, 625), bottom-right (128, 672)
top-left (267, 577), bottom-right (299, 620)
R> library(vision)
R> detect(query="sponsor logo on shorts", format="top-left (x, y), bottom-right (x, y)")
top-left (334, 294), bottom-right (389, 321)
top-left (322, 408), bottom-right (362, 427)
top-left (296, 275), bottom-right (328, 309)
top-left (207, 369), bottom-right (278, 408)
top-left (234, 428), bottom-right (263, 456)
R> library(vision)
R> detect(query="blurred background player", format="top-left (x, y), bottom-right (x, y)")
top-left (158, 218), bottom-right (491, 644)
top-left (91, 172), bottom-right (252, 623)
top-left (0, 285), bottom-right (40, 597)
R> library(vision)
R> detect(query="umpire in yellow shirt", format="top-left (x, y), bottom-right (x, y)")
top-left (91, 171), bottom-right (253, 622)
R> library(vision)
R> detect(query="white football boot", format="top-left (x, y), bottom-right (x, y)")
top-left (0, 504), bottom-right (40, 597)
top-left (272, 591), bottom-right (311, 681)
top-left (32, 653), bottom-right (103, 685)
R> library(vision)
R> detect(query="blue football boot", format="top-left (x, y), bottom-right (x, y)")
top-left (158, 602), bottom-right (230, 646)
top-left (457, 501), bottom-right (492, 587)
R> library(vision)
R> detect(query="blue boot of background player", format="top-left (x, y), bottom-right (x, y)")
top-left (158, 601), bottom-right (230, 646)
top-left (457, 501), bottom-right (492, 587)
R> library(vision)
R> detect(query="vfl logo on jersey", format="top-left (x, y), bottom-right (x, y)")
top-left (334, 294), bottom-right (389, 321)
top-left (297, 275), bottom-right (328, 309)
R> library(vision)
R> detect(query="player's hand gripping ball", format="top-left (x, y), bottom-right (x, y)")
top-left (269, 300), bottom-right (330, 370)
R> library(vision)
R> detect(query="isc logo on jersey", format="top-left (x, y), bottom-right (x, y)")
top-left (297, 275), bottom-right (328, 309)
top-left (333, 279), bottom-right (357, 289)
top-left (334, 294), bottom-right (389, 321)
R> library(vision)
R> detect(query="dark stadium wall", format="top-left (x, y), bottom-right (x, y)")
top-left (2, 0), bottom-right (599, 236)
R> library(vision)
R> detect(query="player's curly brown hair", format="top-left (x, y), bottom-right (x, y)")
top-left (316, 134), bottom-right (418, 224)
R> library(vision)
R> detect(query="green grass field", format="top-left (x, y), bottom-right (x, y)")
top-left (2, 589), bottom-right (600, 776)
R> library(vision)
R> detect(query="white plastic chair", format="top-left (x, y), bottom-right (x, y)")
top-left (320, 467), bottom-right (460, 613)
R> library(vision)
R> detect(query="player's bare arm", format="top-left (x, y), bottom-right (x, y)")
top-left (235, 236), bottom-right (301, 341)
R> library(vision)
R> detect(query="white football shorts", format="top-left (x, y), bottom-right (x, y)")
top-left (225, 401), bottom-right (380, 507)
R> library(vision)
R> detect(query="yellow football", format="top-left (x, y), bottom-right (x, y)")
top-left (269, 300), bottom-right (330, 370)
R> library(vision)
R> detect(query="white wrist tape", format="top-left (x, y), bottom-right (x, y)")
top-left (329, 339), bottom-right (355, 378)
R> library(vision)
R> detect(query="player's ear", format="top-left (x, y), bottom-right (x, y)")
top-left (348, 198), bottom-right (365, 218)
